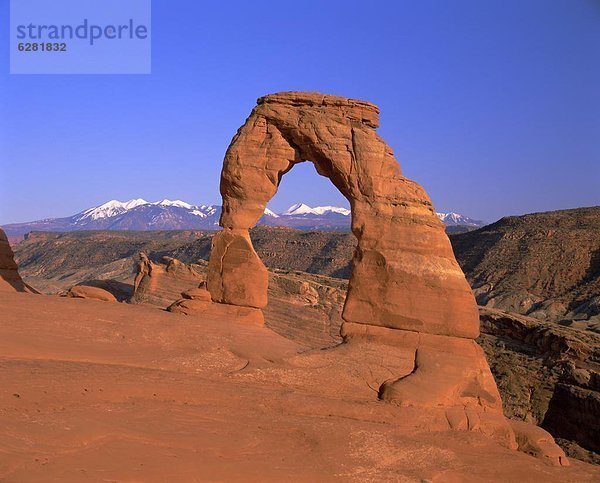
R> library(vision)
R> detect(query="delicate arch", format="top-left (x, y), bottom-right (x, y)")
top-left (207, 92), bottom-right (479, 339)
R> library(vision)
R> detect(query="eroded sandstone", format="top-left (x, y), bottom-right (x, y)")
top-left (130, 252), bottom-right (204, 308)
top-left (65, 285), bottom-right (117, 302)
top-left (205, 91), bottom-right (567, 464)
top-left (210, 92), bottom-right (479, 339)
top-left (0, 228), bottom-right (30, 292)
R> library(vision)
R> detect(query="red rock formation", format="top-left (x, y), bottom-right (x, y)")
top-left (205, 92), bottom-right (566, 463)
top-left (510, 420), bottom-right (569, 467)
top-left (65, 285), bottom-right (118, 302)
top-left (130, 253), bottom-right (205, 308)
top-left (0, 228), bottom-right (29, 292)
top-left (168, 297), bottom-right (264, 326)
top-left (207, 230), bottom-right (268, 309)
top-left (210, 92), bottom-right (478, 339)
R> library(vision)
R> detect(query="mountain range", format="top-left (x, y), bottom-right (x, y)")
top-left (1, 199), bottom-right (485, 238)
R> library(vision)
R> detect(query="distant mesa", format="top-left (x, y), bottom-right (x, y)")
top-left (2, 198), bottom-right (484, 238)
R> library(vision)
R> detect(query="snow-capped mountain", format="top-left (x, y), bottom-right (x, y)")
top-left (76, 198), bottom-right (149, 221)
top-left (436, 212), bottom-right (484, 227)
top-left (2, 199), bottom-right (221, 237)
top-left (263, 208), bottom-right (280, 218)
top-left (281, 203), bottom-right (351, 217)
top-left (2, 199), bottom-right (484, 238)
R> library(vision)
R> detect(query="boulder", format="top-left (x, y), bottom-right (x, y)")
top-left (65, 285), bottom-right (117, 302)
top-left (130, 253), bottom-right (204, 308)
top-left (510, 420), bottom-right (570, 467)
top-left (181, 287), bottom-right (212, 302)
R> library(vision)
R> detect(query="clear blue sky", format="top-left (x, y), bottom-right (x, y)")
top-left (1, 0), bottom-right (599, 224)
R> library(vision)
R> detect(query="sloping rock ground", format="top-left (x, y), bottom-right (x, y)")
top-left (10, 230), bottom-right (600, 463)
top-left (64, 285), bottom-right (118, 302)
top-left (128, 254), bottom-right (347, 349)
top-left (1, 291), bottom-right (598, 481)
top-left (129, 257), bottom-right (600, 464)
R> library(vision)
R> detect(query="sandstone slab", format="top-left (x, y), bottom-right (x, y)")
top-left (168, 298), bottom-right (265, 326)
top-left (181, 286), bottom-right (212, 302)
top-left (65, 285), bottom-right (118, 302)
top-left (2, 292), bottom-right (596, 481)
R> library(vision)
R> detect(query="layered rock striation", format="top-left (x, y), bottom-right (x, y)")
top-left (130, 253), bottom-right (205, 308)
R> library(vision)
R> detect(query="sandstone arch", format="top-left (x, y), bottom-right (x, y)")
top-left (208, 92), bottom-right (479, 339)
top-left (205, 92), bottom-right (512, 417)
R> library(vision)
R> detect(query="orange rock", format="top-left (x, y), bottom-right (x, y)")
top-left (510, 420), bottom-right (570, 467)
top-left (168, 298), bottom-right (264, 326)
top-left (207, 229), bottom-right (268, 309)
top-left (0, 228), bottom-right (29, 292)
top-left (65, 285), bottom-right (118, 302)
top-left (203, 92), bottom-right (568, 462)
top-left (131, 253), bottom-right (204, 308)
top-left (181, 287), bottom-right (212, 301)
top-left (208, 92), bottom-right (478, 339)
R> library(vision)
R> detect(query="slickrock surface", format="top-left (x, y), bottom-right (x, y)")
top-left (130, 255), bottom-right (600, 464)
top-left (510, 420), bottom-right (570, 467)
top-left (1, 291), bottom-right (598, 481)
top-left (168, 297), bottom-right (265, 326)
top-left (0, 228), bottom-right (29, 292)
